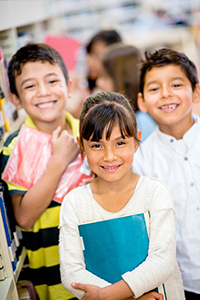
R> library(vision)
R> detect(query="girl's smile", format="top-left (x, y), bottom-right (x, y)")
top-left (83, 124), bottom-right (139, 185)
top-left (100, 164), bottom-right (122, 172)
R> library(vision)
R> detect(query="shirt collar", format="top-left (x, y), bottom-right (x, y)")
top-left (24, 111), bottom-right (79, 136)
top-left (156, 114), bottom-right (199, 151)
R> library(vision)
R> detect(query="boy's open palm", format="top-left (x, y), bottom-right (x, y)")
top-left (51, 126), bottom-right (80, 170)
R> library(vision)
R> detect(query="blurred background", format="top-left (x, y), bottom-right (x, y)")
top-left (0, 0), bottom-right (200, 125)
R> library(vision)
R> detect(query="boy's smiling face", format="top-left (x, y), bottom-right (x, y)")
top-left (12, 61), bottom-right (73, 132)
top-left (138, 64), bottom-right (200, 138)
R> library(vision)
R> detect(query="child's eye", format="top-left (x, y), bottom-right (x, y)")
top-left (150, 87), bottom-right (159, 92)
top-left (24, 84), bottom-right (35, 89)
top-left (173, 84), bottom-right (182, 87)
top-left (49, 80), bottom-right (59, 84)
top-left (117, 141), bottom-right (125, 146)
top-left (91, 144), bottom-right (101, 148)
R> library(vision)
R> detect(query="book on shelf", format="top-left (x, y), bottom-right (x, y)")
top-left (2, 124), bottom-right (94, 204)
top-left (0, 46), bottom-right (18, 137)
top-left (0, 241), bottom-right (6, 281)
top-left (78, 212), bottom-right (167, 299)
top-left (17, 280), bottom-right (37, 300)
top-left (0, 181), bottom-right (17, 271)
top-left (1, 179), bottom-right (23, 261)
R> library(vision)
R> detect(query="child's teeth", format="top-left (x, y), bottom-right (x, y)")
top-left (161, 104), bottom-right (177, 109)
top-left (38, 102), bottom-right (55, 108)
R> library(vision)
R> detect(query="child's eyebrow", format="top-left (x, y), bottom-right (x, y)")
top-left (145, 80), bottom-right (159, 87)
top-left (21, 78), bottom-right (34, 87)
top-left (21, 72), bottom-right (59, 87)
top-left (45, 72), bottom-right (59, 77)
top-left (171, 76), bottom-right (185, 81)
top-left (89, 135), bottom-right (124, 142)
top-left (146, 76), bottom-right (185, 87)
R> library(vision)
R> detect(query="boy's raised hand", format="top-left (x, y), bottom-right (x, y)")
top-left (51, 126), bottom-right (80, 170)
top-left (10, 126), bottom-right (80, 230)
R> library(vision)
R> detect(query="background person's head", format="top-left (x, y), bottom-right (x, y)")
top-left (86, 29), bottom-right (122, 91)
top-left (96, 43), bottom-right (143, 112)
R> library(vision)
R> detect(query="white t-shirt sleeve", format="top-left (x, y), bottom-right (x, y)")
top-left (59, 189), bottom-right (111, 299)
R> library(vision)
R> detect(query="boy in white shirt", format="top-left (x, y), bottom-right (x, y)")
top-left (132, 48), bottom-right (200, 300)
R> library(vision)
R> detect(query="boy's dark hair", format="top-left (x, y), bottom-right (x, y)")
top-left (8, 43), bottom-right (69, 97)
top-left (139, 48), bottom-right (199, 94)
top-left (79, 91), bottom-right (139, 151)
top-left (86, 29), bottom-right (122, 54)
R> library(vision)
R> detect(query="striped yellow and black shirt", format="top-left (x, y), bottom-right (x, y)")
top-left (1, 112), bottom-right (79, 300)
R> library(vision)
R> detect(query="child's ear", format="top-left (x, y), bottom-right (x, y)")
top-left (67, 80), bottom-right (74, 98)
top-left (193, 83), bottom-right (200, 104)
top-left (137, 92), bottom-right (148, 113)
top-left (9, 93), bottom-right (23, 110)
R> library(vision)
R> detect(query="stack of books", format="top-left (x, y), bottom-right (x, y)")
top-left (0, 180), bottom-right (24, 273)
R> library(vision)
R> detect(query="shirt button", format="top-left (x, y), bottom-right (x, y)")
top-left (184, 157), bottom-right (188, 161)
top-left (170, 139), bottom-right (174, 143)
top-left (190, 182), bottom-right (194, 186)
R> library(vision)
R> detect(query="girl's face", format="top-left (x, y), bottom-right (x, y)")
top-left (96, 69), bottom-right (115, 93)
top-left (83, 124), bottom-right (140, 184)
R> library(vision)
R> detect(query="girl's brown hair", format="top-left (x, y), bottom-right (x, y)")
top-left (79, 91), bottom-right (139, 151)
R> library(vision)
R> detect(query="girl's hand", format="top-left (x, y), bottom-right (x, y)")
top-left (72, 282), bottom-right (164, 300)
top-left (72, 282), bottom-right (101, 300)
top-left (136, 291), bottom-right (164, 300)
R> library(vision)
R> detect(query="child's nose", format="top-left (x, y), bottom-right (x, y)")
top-left (103, 147), bottom-right (116, 161)
top-left (37, 83), bottom-right (50, 96)
top-left (161, 86), bottom-right (172, 98)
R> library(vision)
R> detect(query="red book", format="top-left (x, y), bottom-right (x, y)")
top-left (3, 125), bottom-right (93, 203)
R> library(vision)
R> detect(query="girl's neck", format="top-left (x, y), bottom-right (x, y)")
top-left (90, 172), bottom-right (140, 213)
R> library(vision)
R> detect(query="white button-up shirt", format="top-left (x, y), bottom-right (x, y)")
top-left (132, 114), bottom-right (200, 294)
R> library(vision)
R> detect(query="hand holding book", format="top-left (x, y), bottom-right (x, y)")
top-left (3, 125), bottom-right (93, 203)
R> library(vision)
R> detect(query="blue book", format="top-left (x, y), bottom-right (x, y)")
top-left (78, 213), bottom-right (167, 299)
top-left (0, 185), bottom-right (17, 271)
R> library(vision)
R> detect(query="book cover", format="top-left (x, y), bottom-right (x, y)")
top-left (78, 213), bottom-right (167, 299)
top-left (44, 35), bottom-right (80, 72)
top-left (2, 124), bottom-right (93, 203)
top-left (0, 186), bottom-right (17, 271)
top-left (1, 180), bottom-right (23, 260)
top-left (17, 280), bottom-right (37, 300)
top-left (0, 241), bottom-right (6, 281)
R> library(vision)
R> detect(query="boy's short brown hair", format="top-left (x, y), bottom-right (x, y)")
top-left (139, 48), bottom-right (199, 94)
top-left (8, 43), bottom-right (69, 97)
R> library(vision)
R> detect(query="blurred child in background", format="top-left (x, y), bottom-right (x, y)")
top-left (96, 43), bottom-right (156, 141)
top-left (66, 29), bottom-right (122, 119)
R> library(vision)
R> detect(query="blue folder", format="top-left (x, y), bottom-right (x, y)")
top-left (78, 213), bottom-right (167, 299)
